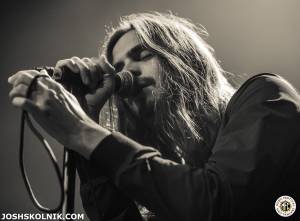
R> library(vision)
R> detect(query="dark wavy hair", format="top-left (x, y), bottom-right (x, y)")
top-left (99, 12), bottom-right (235, 163)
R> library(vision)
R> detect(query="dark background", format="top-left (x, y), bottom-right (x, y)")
top-left (1, 0), bottom-right (299, 218)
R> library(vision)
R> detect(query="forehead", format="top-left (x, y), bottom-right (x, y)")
top-left (112, 30), bottom-right (140, 65)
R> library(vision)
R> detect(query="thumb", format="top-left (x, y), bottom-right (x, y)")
top-left (99, 55), bottom-right (115, 75)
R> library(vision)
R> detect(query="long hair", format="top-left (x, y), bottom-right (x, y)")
top-left (100, 12), bottom-right (235, 163)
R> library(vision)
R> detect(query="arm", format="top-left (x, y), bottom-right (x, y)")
top-left (75, 133), bottom-right (143, 221)
top-left (54, 56), bottom-right (143, 221)
top-left (7, 60), bottom-right (142, 221)
top-left (88, 74), bottom-right (300, 220)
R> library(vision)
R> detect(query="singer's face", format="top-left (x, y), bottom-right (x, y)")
top-left (112, 30), bottom-right (160, 117)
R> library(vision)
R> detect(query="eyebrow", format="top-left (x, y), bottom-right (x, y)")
top-left (113, 44), bottom-right (144, 67)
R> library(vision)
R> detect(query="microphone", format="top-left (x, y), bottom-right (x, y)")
top-left (36, 66), bottom-right (135, 97)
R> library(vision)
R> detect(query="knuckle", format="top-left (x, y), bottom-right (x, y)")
top-left (10, 84), bottom-right (27, 98)
top-left (15, 71), bottom-right (30, 82)
top-left (66, 59), bottom-right (75, 66)
top-left (55, 60), bottom-right (63, 67)
top-left (66, 60), bottom-right (79, 71)
top-left (47, 89), bottom-right (56, 97)
top-left (83, 58), bottom-right (95, 68)
top-left (27, 70), bottom-right (40, 76)
top-left (39, 76), bottom-right (54, 87)
top-left (14, 71), bottom-right (41, 87)
top-left (16, 70), bottom-right (32, 77)
top-left (71, 56), bottom-right (80, 61)
top-left (90, 57), bottom-right (99, 63)
top-left (56, 59), bottom-right (69, 67)
top-left (38, 69), bottom-right (50, 77)
top-left (15, 70), bottom-right (25, 76)
top-left (82, 57), bottom-right (90, 62)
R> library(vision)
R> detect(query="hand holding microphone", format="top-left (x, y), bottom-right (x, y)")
top-left (56, 56), bottom-right (114, 90)
top-left (8, 56), bottom-right (119, 156)
top-left (49, 55), bottom-right (135, 121)
top-left (54, 55), bottom-right (134, 106)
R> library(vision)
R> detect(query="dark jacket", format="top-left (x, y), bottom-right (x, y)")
top-left (77, 73), bottom-right (300, 221)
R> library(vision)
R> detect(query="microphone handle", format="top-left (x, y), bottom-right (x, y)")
top-left (35, 66), bottom-right (135, 97)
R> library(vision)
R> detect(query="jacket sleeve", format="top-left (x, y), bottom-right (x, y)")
top-left (90, 74), bottom-right (300, 220)
top-left (75, 151), bottom-right (143, 221)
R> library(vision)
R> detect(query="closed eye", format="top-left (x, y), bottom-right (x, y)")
top-left (113, 45), bottom-right (154, 71)
top-left (139, 50), bottom-right (154, 61)
top-left (129, 46), bottom-right (153, 62)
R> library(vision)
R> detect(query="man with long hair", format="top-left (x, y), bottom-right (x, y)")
top-left (8, 12), bottom-right (300, 220)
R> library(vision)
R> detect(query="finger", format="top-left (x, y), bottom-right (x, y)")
top-left (9, 83), bottom-right (28, 100)
top-left (25, 70), bottom-right (53, 94)
top-left (71, 56), bottom-right (91, 85)
top-left (8, 71), bottom-right (27, 84)
top-left (56, 59), bottom-right (80, 74)
top-left (37, 70), bottom-right (62, 91)
top-left (35, 69), bottom-right (52, 88)
top-left (82, 57), bottom-right (100, 89)
top-left (11, 97), bottom-right (38, 113)
top-left (8, 70), bottom-right (39, 85)
top-left (10, 72), bottom-right (33, 87)
top-left (9, 77), bottom-right (51, 104)
top-left (38, 69), bottom-right (50, 77)
top-left (99, 55), bottom-right (115, 75)
top-left (90, 56), bottom-right (100, 64)
top-left (82, 57), bottom-right (97, 73)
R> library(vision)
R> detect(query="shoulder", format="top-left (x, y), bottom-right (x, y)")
top-left (225, 73), bottom-right (300, 117)
top-left (211, 73), bottom-right (300, 219)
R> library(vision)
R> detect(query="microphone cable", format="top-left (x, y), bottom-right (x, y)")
top-left (19, 74), bottom-right (64, 213)
top-left (18, 67), bottom-right (135, 213)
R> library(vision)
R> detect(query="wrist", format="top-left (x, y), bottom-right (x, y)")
top-left (70, 121), bottom-right (111, 159)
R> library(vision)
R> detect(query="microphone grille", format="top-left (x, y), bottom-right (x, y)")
top-left (115, 71), bottom-right (135, 98)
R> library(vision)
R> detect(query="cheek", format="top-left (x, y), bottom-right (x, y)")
top-left (141, 57), bottom-right (160, 82)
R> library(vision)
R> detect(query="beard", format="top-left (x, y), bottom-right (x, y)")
top-left (125, 86), bottom-right (157, 122)
top-left (116, 85), bottom-right (161, 146)
top-left (117, 87), bottom-right (184, 162)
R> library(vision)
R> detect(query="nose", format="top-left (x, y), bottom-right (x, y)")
top-left (122, 59), bottom-right (141, 77)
